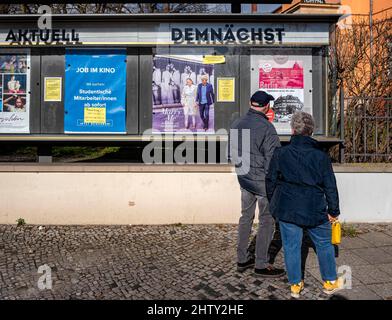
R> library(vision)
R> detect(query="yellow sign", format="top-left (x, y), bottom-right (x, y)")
top-left (202, 55), bottom-right (226, 64)
top-left (217, 77), bottom-right (235, 102)
top-left (44, 77), bottom-right (62, 102)
top-left (84, 107), bottom-right (106, 125)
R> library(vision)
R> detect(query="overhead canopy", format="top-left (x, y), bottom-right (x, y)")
top-left (0, 13), bottom-right (343, 23)
top-left (0, 13), bottom-right (342, 47)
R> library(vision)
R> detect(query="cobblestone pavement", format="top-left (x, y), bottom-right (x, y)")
top-left (1, 223), bottom-right (392, 300)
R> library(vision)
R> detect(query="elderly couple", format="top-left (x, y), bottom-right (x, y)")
top-left (181, 75), bottom-right (214, 131)
top-left (230, 91), bottom-right (344, 298)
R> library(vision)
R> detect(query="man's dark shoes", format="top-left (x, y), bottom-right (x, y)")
top-left (254, 266), bottom-right (286, 278)
top-left (237, 258), bottom-right (255, 273)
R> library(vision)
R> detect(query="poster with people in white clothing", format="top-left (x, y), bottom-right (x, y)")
top-left (152, 55), bottom-right (215, 134)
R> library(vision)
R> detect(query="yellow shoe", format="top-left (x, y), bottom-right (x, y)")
top-left (323, 277), bottom-right (344, 295)
top-left (290, 281), bottom-right (304, 299)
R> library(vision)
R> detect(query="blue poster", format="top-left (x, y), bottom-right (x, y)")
top-left (64, 49), bottom-right (126, 133)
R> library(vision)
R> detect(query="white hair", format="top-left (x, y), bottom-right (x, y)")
top-left (290, 111), bottom-right (315, 136)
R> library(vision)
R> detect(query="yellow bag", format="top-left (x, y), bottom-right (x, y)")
top-left (331, 220), bottom-right (342, 245)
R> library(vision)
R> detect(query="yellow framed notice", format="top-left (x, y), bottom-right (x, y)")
top-left (202, 55), bottom-right (226, 64)
top-left (217, 77), bottom-right (235, 102)
top-left (84, 107), bottom-right (106, 125)
top-left (44, 77), bottom-right (62, 102)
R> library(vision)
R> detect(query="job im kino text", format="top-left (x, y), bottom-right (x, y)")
top-left (76, 67), bottom-right (116, 74)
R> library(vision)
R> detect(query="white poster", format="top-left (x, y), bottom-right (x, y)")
top-left (0, 51), bottom-right (30, 133)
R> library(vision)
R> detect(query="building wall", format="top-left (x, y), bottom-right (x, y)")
top-left (0, 165), bottom-right (391, 225)
top-left (277, 0), bottom-right (391, 17)
top-left (342, 0), bottom-right (391, 16)
top-left (277, 0), bottom-right (341, 14)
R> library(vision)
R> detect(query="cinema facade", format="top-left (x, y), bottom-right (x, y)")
top-left (2, 13), bottom-right (391, 226)
top-left (0, 13), bottom-right (342, 161)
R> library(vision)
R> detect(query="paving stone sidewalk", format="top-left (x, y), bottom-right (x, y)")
top-left (1, 223), bottom-right (392, 300)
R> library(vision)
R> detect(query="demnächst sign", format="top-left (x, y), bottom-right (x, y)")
top-left (1, 23), bottom-right (330, 46)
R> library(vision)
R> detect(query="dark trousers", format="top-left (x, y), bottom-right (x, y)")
top-left (238, 188), bottom-right (274, 269)
top-left (247, 221), bottom-right (339, 279)
top-left (199, 103), bottom-right (210, 129)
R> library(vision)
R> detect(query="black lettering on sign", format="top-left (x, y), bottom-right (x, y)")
top-left (5, 28), bottom-right (80, 45)
top-left (170, 25), bottom-right (285, 45)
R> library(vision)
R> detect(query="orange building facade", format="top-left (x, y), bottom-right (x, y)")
top-left (274, 0), bottom-right (391, 17)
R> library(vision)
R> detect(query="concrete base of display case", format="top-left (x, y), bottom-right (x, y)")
top-left (0, 163), bottom-right (391, 225)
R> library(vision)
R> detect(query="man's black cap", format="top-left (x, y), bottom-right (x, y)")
top-left (250, 90), bottom-right (275, 107)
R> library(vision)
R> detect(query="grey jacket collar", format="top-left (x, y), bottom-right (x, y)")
top-left (247, 108), bottom-right (269, 121)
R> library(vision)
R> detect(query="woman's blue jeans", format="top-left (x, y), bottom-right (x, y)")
top-left (279, 220), bottom-right (337, 285)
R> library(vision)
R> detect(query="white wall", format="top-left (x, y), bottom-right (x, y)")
top-left (0, 167), bottom-right (391, 224)
top-left (336, 172), bottom-right (392, 223)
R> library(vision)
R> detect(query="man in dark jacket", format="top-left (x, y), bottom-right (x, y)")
top-left (196, 75), bottom-right (215, 131)
top-left (230, 90), bottom-right (285, 278)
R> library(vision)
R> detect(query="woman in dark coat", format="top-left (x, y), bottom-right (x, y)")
top-left (266, 111), bottom-right (344, 298)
